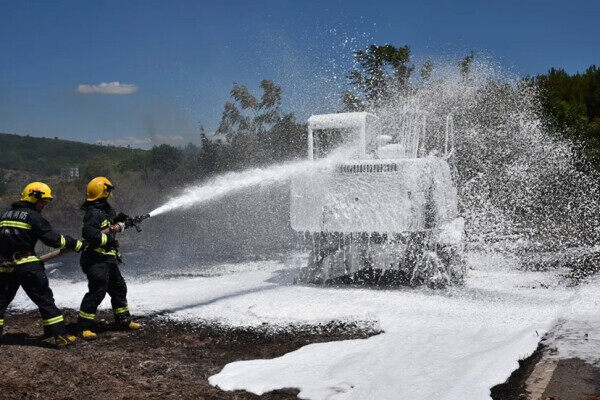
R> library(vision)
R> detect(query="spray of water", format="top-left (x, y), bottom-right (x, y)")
top-left (149, 56), bottom-right (598, 257)
top-left (149, 147), bottom-right (352, 217)
top-left (362, 59), bottom-right (600, 250)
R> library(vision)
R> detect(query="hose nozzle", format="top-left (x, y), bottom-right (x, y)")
top-left (126, 213), bottom-right (151, 232)
top-left (133, 214), bottom-right (151, 224)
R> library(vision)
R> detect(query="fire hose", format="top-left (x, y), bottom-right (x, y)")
top-left (0, 214), bottom-right (151, 270)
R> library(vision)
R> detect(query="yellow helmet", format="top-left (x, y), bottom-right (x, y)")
top-left (21, 182), bottom-right (54, 203)
top-left (86, 177), bottom-right (114, 201)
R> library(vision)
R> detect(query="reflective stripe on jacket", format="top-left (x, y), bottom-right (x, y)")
top-left (80, 199), bottom-right (120, 266)
top-left (0, 201), bottom-right (78, 271)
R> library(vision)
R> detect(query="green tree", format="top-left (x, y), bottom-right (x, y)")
top-left (344, 44), bottom-right (414, 108)
top-left (536, 65), bottom-right (600, 165)
top-left (342, 91), bottom-right (364, 112)
top-left (149, 144), bottom-right (183, 172)
top-left (81, 158), bottom-right (113, 181)
top-left (420, 60), bottom-right (434, 81)
top-left (187, 133), bottom-right (230, 175)
top-left (214, 80), bottom-right (305, 169)
top-left (119, 152), bottom-right (151, 182)
top-left (458, 51), bottom-right (475, 80)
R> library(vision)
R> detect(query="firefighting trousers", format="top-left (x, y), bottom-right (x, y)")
top-left (77, 262), bottom-right (130, 329)
top-left (0, 270), bottom-right (66, 337)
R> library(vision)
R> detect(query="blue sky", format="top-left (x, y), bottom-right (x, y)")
top-left (1, 0), bottom-right (598, 148)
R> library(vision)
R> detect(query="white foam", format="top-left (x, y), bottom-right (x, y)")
top-left (207, 253), bottom-right (577, 399)
top-left (7, 252), bottom-right (591, 399)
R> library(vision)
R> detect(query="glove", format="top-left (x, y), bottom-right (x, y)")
top-left (106, 222), bottom-right (125, 233)
top-left (124, 217), bottom-right (135, 229)
top-left (64, 236), bottom-right (84, 252)
top-left (114, 212), bottom-right (130, 223)
top-left (106, 234), bottom-right (120, 248)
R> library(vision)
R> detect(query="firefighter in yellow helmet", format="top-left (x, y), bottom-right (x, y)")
top-left (0, 182), bottom-right (83, 347)
top-left (77, 177), bottom-right (141, 340)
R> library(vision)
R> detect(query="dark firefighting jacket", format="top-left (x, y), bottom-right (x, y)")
top-left (80, 199), bottom-right (126, 267)
top-left (0, 201), bottom-right (82, 272)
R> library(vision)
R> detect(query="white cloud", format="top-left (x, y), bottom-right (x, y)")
top-left (96, 134), bottom-right (187, 149)
top-left (77, 81), bottom-right (139, 95)
top-left (97, 137), bottom-right (151, 147)
top-left (153, 134), bottom-right (185, 145)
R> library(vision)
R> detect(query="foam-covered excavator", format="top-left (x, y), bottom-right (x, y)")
top-left (291, 109), bottom-right (465, 288)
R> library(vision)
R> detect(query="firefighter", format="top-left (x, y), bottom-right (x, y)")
top-left (77, 177), bottom-right (141, 340)
top-left (0, 182), bottom-right (83, 347)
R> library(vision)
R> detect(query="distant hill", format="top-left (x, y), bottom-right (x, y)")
top-left (0, 133), bottom-right (145, 175)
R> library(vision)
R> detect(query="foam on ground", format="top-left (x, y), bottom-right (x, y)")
top-left (8, 252), bottom-right (599, 399)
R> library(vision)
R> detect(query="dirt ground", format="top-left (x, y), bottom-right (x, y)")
top-left (0, 310), bottom-right (376, 400)
top-left (491, 344), bottom-right (600, 400)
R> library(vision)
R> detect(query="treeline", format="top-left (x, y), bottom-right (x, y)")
top-left (535, 66), bottom-right (600, 165)
top-left (0, 133), bottom-right (144, 198)
top-left (0, 133), bottom-right (143, 176)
